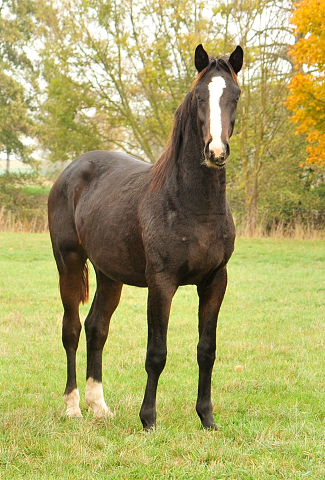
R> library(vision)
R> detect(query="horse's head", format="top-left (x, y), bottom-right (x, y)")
top-left (194, 44), bottom-right (243, 168)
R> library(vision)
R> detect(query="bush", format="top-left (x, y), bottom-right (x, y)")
top-left (0, 172), bottom-right (50, 232)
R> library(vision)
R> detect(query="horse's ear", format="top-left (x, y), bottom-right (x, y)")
top-left (195, 44), bottom-right (209, 73)
top-left (229, 46), bottom-right (243, 74)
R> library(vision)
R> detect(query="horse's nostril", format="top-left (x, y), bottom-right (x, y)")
top-left (205, 139), bottom-right (212, 156)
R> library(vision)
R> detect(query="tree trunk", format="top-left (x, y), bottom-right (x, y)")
top-left (6, 150), bottom-right (10, 173)
top-left (246, 175), bottom-right (258, 236)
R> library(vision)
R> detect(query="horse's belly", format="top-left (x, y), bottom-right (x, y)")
top-left (97, 262), bottom-right (148, 287)
top-left (81, 232), bottom-right (148, 286)
top-left (81, 243), bottom-right (148, 287)
top-left (76, 211), bottom-right (147, 287)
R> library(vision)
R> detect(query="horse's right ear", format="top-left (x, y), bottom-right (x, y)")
top-left (195, 44), bottom-right (209, 73)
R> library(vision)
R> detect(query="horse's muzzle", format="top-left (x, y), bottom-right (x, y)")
top-left (204, 142), bottom-right (230, 168)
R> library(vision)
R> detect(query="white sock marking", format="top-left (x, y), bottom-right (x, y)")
top-left (64, 388), bottom-right (83, 418)
top-left (85, 378), bottom-right (113, 418)
top-left (208, 76), bottom-right (226, 157)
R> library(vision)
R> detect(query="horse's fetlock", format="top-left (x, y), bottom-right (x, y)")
top-left (196, 400), bottom-right (212, 415)
top-left (196, 400), bottom-right (216, 428)
top-left (139, 407), bottom-right (156, 430)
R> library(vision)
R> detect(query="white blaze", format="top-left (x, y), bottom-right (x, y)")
top-left (208, 76), bottom-right (226, 157)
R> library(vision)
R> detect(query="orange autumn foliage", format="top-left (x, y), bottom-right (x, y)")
top-left (287, 0), bottom-right (325, 165)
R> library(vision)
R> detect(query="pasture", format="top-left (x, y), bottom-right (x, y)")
top-left (0, 233), bottom-right (325, 478)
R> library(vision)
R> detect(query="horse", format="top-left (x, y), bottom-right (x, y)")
top-left (48, 44), bottom-right (243, 430)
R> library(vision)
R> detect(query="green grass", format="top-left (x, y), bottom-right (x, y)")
top-left (0, 233), bottom-right (325, 478)
top-left (22, 185), bottom-right (51, 197)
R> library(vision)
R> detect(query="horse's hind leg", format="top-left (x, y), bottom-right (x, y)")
top-left (85, 269), bottom-right (122, 418)
top-left (57, 247), bottom-right (88, 418)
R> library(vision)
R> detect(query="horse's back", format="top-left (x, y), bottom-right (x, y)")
top-left (49, 150), bottom-right (150, 213)
top-left (51, 150), bottom-right (150, 192)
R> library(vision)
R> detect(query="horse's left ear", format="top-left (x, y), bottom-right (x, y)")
top-left (229, 46), bottom-right (243, 74)
top-left (195, 44), bottom-right (209, 73)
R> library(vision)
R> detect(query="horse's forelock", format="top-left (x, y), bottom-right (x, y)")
top-left (215, 57), bottom-right (239, 82)
top-left (201, 57), bottom-right (238, 83)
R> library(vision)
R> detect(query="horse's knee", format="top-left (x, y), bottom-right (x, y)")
top-left (197, 343), bottom-right (216, 370)
top-left (85, 318), bottom-right (109, 350)
top-left (145, 346), bottom-right (167, 376)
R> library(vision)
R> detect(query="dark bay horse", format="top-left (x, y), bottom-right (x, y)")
top-left (48, 44), bottom-right (243, 430)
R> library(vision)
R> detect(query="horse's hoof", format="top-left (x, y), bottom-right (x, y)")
top-left (66, 407), bottom-right (83, 418)
top-left (203, 423), bottom-right (218, 431)
top-left (142, 424), bottom-right (156, 432)
top-left (201, 418), bottom-right (218, 430)
top-left (88, 404), bottom-right (114, 419)
top-left (143, 426), bottom-right (156, 433)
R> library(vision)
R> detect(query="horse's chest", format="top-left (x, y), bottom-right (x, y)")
top-left (142, 201), bottom-right (235, 284)
top-left (160, 216), bottom-right (234, 282)
top-left (187, 222), bottom-right (230, 268)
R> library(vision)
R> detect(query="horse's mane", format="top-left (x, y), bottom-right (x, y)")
top-left (149, 56), bottom-right (238, 192)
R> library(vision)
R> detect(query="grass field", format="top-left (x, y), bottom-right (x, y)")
top-left (0, 233), bottom-right (325, 479)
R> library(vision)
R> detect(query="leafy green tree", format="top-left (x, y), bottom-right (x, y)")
top-left (37, 73), bottom-right (103, 165)
top-left (37, 0), bottom-right (223, 163)
top-left (0, 0), bottom-right (38, 170)
top-left (0, 72), bottom-right (33, 170)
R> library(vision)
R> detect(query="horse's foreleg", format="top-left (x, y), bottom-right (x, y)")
top-left (85, 271), bottom-right (122, 418)
top-left (196, 267), bottom-right (228, 429)
top-left (140, 274), bottom-right (176, 430)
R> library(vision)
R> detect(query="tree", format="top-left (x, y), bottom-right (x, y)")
top-left (0, 72), bottom-right (32, 170)
top-left (0, 0), bottom-right (38, 170)
top-left (37, 0), bottom-right (224, 163)
top-left (215, 0), bottom-right (308, 234)
top-left (37, 73), bottom-right (103, 165)
top-left (287, 0), bottom-right (325, 165)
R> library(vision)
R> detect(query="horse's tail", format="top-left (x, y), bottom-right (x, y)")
top-left (80, 261), bottom-right (89, 304)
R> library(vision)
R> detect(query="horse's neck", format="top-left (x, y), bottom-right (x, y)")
top-left (173, 121), bottom-right (227, 214)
